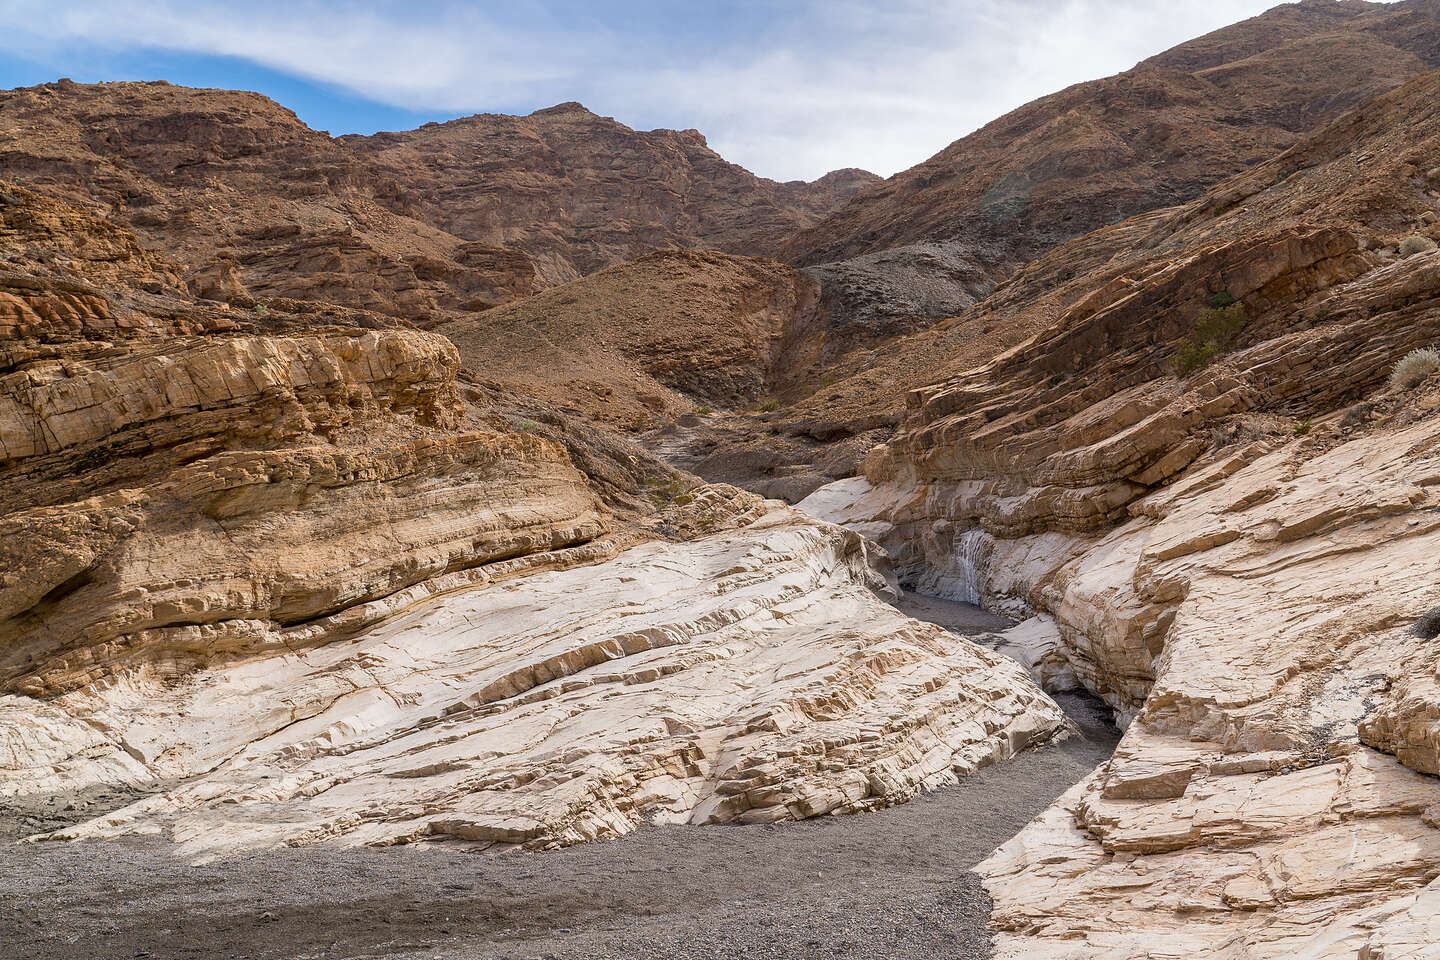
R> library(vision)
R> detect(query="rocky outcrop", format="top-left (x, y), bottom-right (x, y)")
top-left (807, 299), bottom-right (1440, 960)
top-left (0, 286), bottom-right (611, 698)
top-left (966, 416), bottom-right (1440, 959)
top-left (799, 65), bottom-right (1440, 958)
top-left (1, 429), bottom-right (607, 696)
top-left (0, 174), bottom-right (1070, 860)
top-left (6, 505), bottom-right (1068, 856)
top-left (802, 242), bottom-right (995, 351)
top-left (1, 328), bottom-right (461, 508)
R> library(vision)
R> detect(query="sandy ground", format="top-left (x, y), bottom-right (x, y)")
top-left (1, 596), bottom-right (1116, 960)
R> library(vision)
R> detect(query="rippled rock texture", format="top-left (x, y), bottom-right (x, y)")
top-left (8, 507), bottom-right (1067, 856)
top-left (0, 183), bottom-right (1067, 859)
top-left (801, 66), bottom-right (1440, 960)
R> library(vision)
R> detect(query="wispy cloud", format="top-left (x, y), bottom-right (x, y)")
top-left (0, 0), bottom-right (1325, 179)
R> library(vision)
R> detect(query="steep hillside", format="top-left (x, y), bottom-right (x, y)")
top-left (0, 81), bottom-right (873, 318)
top-left (783, 0), bottom-right (1440, 282)
top-left (435, 249), bottom-right (823, 428)
top-left (0, 79), bottom-right (533, 322)
top-left (799, 64), bottom-right (1440, 957)
top-left (344, 103), bottom-right (877, 284)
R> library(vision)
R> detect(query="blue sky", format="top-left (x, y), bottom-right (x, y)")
top-left (0, 1), bottom-right (1312, 180)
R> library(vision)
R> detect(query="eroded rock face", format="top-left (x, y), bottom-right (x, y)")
top-left (435, 248), bottom-right (824, 427)
top-left (5, 506), bottom-right (1068, 856)
top-left (808, 321), bottom-right (1440, 960)
top-left (0, 178), bottom-right (1069, 860)
top-left (798, 65), bottom-right (1440, 959)
top-left (1, 431), bottom-right (608, 697)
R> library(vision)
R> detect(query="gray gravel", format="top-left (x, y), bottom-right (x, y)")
top-left (1, 598), bottom-right (1116, 960)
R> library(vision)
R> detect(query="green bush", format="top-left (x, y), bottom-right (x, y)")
top-left (1209, 290), bottom-right (1235, 309)
top-left (695, 405), bottom-right (714, 416)
top-left (1173, 303), bottom-right (1249, 376)
top-left (1390, 347), bottom-right (1440, 390)
top-left (514, 418), bottom-right (540, 433)
top-left (756, 399), bottom-right (779, 413)
top-left (1399, 235), bottom-right (1438, 258)
top-left (645, 474), bottom-right (694, 509)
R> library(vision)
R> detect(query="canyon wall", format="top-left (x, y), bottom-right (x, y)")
top-left (0, 182), bottom-right (1068, 853)
top-left (801, 67), bottom-right (1440, 958)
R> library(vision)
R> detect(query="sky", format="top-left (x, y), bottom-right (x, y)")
top-left (0, 0), bottom-right (1338, 182)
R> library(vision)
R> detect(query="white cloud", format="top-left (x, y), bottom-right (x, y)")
top-left (0, 0), bottom-right (1374, 180)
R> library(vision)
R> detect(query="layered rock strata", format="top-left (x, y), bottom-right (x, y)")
top-left (806, 302), bottom-right (1440, 960)
top-left (797, 66), bottom-right (1440, 958)
top-left (7, 506), bottom-right (1068, 856)
top-left (0, 182), bottom-right (1068, 858)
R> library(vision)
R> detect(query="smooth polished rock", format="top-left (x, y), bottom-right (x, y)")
top-left (8, 507), bottom-right (1069, 857)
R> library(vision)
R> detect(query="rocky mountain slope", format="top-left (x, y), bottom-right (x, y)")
top-left (799, 62), bottom-right (1440, 958)
top-left (0, 80), bottom-right (518, 322)
top-left (0, 81), bottom-right (872, 320)
top-left (344, 104), bottom-right (878, 284)
top-left (783, 0), bottom-right (1440, 287)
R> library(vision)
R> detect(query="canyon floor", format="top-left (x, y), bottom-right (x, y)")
top-left (2, 602), bottom-right (1117, 960)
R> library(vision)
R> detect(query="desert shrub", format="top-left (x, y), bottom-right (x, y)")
top-left (514, 418), bottom-right (540, 433)
top-left (695, 405), bottom-right (714, 415)
top-left (1339, 402), bottom-right (1375, 431)
top-left (1411, 605), bottom-right (1440, 640)
top-left (1293, 418), bottom-right (1313, 436)
top-left (1390, 347), bottom-right (1440, 390)
top-left (1209, 290), bottom-right (1235, 309)
top-left (756, 399), bottom-right (779, 413)
top-left (1173, 303), bottom-right (1249, 376)
top-left (645, 474), bottom-right (693, 509)
top-left (1399, 235), bottom-right (1438, 258)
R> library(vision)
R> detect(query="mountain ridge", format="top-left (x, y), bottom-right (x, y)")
top-left (781, 0), bottom-right (1440, 278)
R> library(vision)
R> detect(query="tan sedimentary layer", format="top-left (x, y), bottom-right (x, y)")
top-left (0, 430), bottom-right (608, 697)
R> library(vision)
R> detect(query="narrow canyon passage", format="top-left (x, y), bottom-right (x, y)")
top-left (1, 596), bottom-right (1119, 960)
